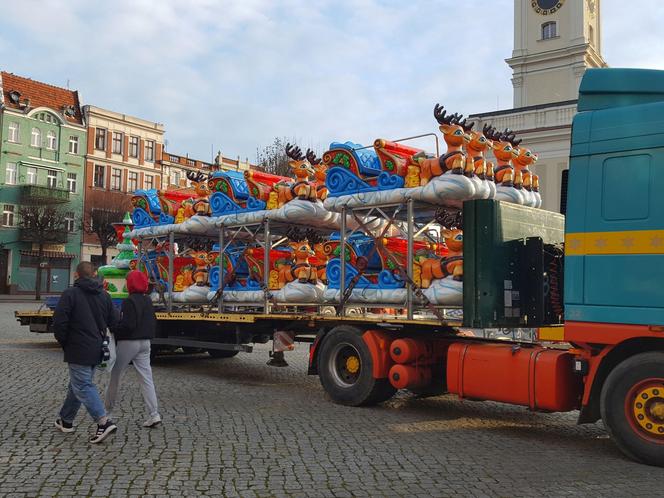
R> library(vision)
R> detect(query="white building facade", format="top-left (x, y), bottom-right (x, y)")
top-left (470, 0), bottom-right (606, 212)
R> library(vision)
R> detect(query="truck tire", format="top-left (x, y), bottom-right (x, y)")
top-left (208, 349), bottom-right (239, 359)
top-left (317, 326), bottom-right (396, 406)
top-left (600, 351), bottom-right (664, 467)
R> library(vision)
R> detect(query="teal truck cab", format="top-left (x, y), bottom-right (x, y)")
top-left (556, 68), bottom-right (664, 465)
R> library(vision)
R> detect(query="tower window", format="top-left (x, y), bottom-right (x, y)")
top-left (588, 24), bottom-right (594, 46)
top-left (542, 21), bottom-right (557, 40)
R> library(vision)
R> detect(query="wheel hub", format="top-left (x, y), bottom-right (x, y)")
top-left (345, 356), bottom-right (360, 374)
top-left (631, 383), bottom-right (664, 437)
top-left (328, 342), bottom-right (362, 387)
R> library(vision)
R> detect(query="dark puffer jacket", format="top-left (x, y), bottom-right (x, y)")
top-left (53, 277), bottom-right (120, 365)
top-left (112, 271), bottom-right (157, 341)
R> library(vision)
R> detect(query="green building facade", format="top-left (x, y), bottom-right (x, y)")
top-left (0, 72), bottom-right (87, 294)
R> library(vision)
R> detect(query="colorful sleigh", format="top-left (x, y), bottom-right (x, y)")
top-left (323, 232), bottom-right (462, 306)
top-left (323, 105), bottom-right (541, 210)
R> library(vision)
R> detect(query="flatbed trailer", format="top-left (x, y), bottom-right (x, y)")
top-left (15, 68), bottom-right (664, 466)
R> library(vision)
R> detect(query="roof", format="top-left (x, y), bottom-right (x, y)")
top-left (469, 99), bottom-right (577, 119)
top-left (1, 72), bottom-right (84, 125)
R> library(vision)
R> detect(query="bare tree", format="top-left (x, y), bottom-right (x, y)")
top-left (83, 191), bottom-right (130, 265)
top-left (18, 206), bottom-right (68, 300)
top-left (256, 137), bottom-right (294, 177)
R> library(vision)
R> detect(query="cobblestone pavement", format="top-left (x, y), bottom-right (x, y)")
top-left (1, 303), bottom-right (663, 497)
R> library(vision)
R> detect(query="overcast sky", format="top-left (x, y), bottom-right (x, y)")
top-left (1, 0), bottom-right (662, 163)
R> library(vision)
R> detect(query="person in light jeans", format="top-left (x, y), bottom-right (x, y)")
top-left (105, 270), bottom-right (161, 427)
top-left (54, 262), bottom-right (120, 443)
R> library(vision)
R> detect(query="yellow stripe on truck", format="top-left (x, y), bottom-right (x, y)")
top-left (565, 229), bottom-right (664, 256)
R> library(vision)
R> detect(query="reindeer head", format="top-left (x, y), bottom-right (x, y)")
top-left (441, 228), bottom-right (463, 253)
top-left (514, 146), bottom-right (538, 169)
top-left (434, 104), bottom-right (471, 147)
top-left (289, 239), bottom-right (316, 261)
top-left (190, 250), bottom-right (209, 266)
top-left (286, 143), bottom-right (314, 180)
top-left (186, 171), bottom-right (210, 197)
top-left (468, 123), bottom-right (494, 154)
top-left (488, 128), bottom-right (521, 163)
top-left (306, 148), bottom-right (327, 182)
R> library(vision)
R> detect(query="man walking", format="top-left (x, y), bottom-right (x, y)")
top-left (53, 261), bottom-right (120, 443)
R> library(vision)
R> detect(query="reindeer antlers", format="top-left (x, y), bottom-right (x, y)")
top-left (285, 143), bottom-right (305, 161)
top-left (453, 114), bottom-right (474, 132)
top-left (186, 171), bottom-right (207, 183)
top-left (483, 124), bottom-right (502, 141)
top-left (433, 104), bottom-right (456, 126)
top-left (500, 128), bottom-right (522, 147)
top-left (434, 105), bottom-right (474, 130)
top-left (306, 148), bottom-right (321, 165)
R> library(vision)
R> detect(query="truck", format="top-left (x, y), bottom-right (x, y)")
top-left (16, 68), bottom-right (664, 466)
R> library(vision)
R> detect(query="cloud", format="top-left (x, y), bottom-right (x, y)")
top-left (0, 0), bottom-right (661, 163)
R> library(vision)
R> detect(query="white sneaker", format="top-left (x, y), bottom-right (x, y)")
top-left (54, 418), bottom-right (75, 433)
top-left (143, 414), bottom-right (162, 428)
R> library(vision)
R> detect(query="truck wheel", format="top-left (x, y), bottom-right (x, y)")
top-left (600, 351), bottom-right (664, 466)
top-left (318, 326), bottom-right (396, 406)
top-left (208, 349), bottom-right (239, 359)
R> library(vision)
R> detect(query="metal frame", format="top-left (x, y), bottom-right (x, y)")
top-left (128, 189), bottom-right (461, 324)
top-left (334, 199), bottom-right (462, 322)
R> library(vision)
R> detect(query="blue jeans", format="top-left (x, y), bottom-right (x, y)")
top-left (59, 364), bottom-right (106, 424)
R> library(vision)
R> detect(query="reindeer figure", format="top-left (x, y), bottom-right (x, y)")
top-left (467, 124), bottom-right (495, 180)
top-left (305, 229), bottom-right (329, 284)
top-left (190, 250), bottom-right (209, 286)
top-left (487, 128), bottom-right (521, 187)
top-left (186, 171), bottom-right (211, 216)
top-left (513, 146), bottom-right (538, 194)
top-left (306, 148), bottom-right (328, 201)
top-left (273, 144), bottom-right (316, 207)
top-left (277, 239), bottom-right (318, 288)
top-left (416, 104), bottom-right (471, 186)
top-left (418, 229), bottom-right (464, 288)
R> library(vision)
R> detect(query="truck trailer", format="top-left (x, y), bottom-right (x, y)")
top-left (16, 68), bottom-right (664, 466)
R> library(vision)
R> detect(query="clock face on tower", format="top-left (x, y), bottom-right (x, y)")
top-left (531, 0), bottom-right (565, 15)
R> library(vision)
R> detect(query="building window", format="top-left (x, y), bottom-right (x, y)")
top-left (542, 21), bottom-right (557, 40)
top-left (68, 136), bottom-right (79, 154)
top-left (47, 170), bottom-right (58, 188)
top-left (67, 172), bottom-right (77, 193)
top-left (112, 132), bottom-right (123, 154)
top-left (144, 174), bottom-right (154, 190)
top-left (5, 163), bottom-right (16, 185)
top-left (589, 24), bottom-right (594, 46)
top-left (93, 164), bottom-right (105, 188)
top-left (8, 122), bottom-right (19, 143)
top-left (2, 204), bottom-right (15, 227)
top-left (129, 136), bottom-right (139, 158)
top-left (111, 168), bottom-right (122, 191)
top-left (64, 212), bottom-right (76, 232)
top-left (128, 171), bottom-right (138, 192)
top-left (170, 171), bottom-right (180, 187)
top-left (145, 140), bottom-right (155, 162)
top-left (47, 131), bottom-right (57, 150)
top-left (31, 127), bottom-right (41, 147)
top-left (26, 167), bottom-right (37, 185)
top-left (95, 128), bottom-right (106, 150)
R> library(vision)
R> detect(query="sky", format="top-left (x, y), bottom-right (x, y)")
top-left (0, 0), bottom-right (662, 164)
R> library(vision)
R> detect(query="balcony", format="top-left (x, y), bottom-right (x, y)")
top-left (21, 184), bottom-right (70, 204)
top-left (19, 228), bottom-right (68, 244)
